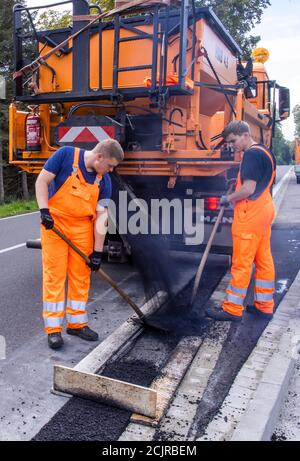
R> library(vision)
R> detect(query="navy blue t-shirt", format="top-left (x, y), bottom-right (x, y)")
top-left (44, 146), bottom-right (112, 208)
top-left (240, 144), bottom-right (276, 200)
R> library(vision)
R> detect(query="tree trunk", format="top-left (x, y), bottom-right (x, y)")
top-left (0, 139), bottom-right (4, 205)
top-left (21, 171), bottom-right (29, 200)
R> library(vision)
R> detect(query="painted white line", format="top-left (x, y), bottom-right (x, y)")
top-left (0, 211), bottom-right (39, 221)
top-left (0, 243), bottom-right (26, 254)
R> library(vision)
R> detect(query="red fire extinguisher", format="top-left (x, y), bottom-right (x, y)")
top-left (26, 112), bottom-right (41, 151)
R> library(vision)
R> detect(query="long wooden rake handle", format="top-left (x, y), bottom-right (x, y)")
top-left (189, 206), bottom-right (226, 306)
top-left (190, 184), bottom-right (235, 306)
top-left (52, 226), bottom-right (146, 320)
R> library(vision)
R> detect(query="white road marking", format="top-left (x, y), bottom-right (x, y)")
top-left (0, 243), bottom-right (26, 254)
top-left (0, 211), bottom-right (39, 221)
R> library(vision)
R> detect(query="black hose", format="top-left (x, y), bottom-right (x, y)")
top-left (198, 130), bottom-right (207, 150)
top-left (68, 103), bottom-right (123, 126)
top-left (168, 108), bottom-right (183, 126)
top-left (68, 103), bottom-right (183, 128)
top-left (68, 103), bottom-right (120, 118)
top-left (125, 105), bottom-right (183, 128)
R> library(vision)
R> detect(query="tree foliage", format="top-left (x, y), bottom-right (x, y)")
top-left (0, 1), bottom-right (26, 166)
top-left (36, 10), bottom-right (72, 30)
top-left (34, 0), bottom-right (271, 57)
top-left (272, 124), bottom-right (292, 166)
top-left (293, 104), bottom-right (300, 139)
top-left (196, 0), bottom-right (271, 57)
top-left (90, 0), bottom-right (114, 12)
top-left (35, 0), bottom-right (114, 31)
top-left (81, 0), bottom-right (272, 57)
top-left (0, 0), bottom-right (36, 200)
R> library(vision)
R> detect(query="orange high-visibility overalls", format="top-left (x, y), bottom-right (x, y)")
top-left (222, 145), bottom-right (276, 317)
top-left (41, 147), bottom-right (101, 334)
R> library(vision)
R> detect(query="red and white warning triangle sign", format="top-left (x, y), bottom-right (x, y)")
top-left (58, 126), bottom-right (115, 143)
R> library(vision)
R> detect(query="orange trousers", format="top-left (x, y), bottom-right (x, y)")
top-left (222, 226), bottom-right (275, 317)
top-left (41, 215), bottom-right (94, 334)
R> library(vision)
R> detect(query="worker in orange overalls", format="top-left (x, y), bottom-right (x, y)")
top-left (206, 121), bottom-right (276, 322)
top-left (35, 139), bottom-right (124, 349)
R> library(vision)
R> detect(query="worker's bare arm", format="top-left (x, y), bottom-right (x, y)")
top-left (228, 179), bottom-right (256, 204)
top-left (35, 169), bottom-right (56, 209)
top-left (94, 206), bottom-right (108, 252)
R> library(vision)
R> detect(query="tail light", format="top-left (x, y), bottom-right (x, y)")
top-left (205, 197), bottom-right (220, 211)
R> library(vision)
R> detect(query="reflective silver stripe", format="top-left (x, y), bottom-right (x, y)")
top-left (44, 317), bottom-right (63, 328)
top-left (227, 285), bottom-right (247, 296)
top-left (43, 301), bottom-right (65, 313)
top-left (255, 292), bottom-right (274, 302)
top-left (255, 279), bottom-right (275, 289)
top-left (66, 313), bottom-right (88, 324)
top-left (226, 293), bottom-right (244, 306)
top-left (67, 299), bottom-right (87, 312)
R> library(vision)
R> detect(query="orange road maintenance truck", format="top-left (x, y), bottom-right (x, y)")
top-left (9, 0), bottom-right (290, 257)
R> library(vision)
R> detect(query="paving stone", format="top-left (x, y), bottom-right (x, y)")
top-left (173, 391), bottom-right (199, 407)
top-left (158, 417), bottom-right (191, 441)
top-left (196, 429), bottom-right (227, 441)
top-left (257, 340), bottom-right (278, 351)
top-left (233, 374), bottom-right (259, 391)
top-left (261, 354), bottom-right (294, 386)
top-left (225, 386), bottom-right (254, 411)
top-left (243, 360), bottom-right (268, 373)
top-left (166, 401), bottom-right (197, 421)
top-left (119, 423), bottom-right (155, 442)
top-left (191, 352), bottom-right (218, 370)
top-left (203, 414), bottom-right (238, 438)
top-left (238, 366), bottom-right (262, 380)
top-left (232, 382), bottom-right (283, 441)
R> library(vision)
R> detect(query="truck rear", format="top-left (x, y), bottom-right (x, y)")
top-left (10, 0), bottom-right (290, 256)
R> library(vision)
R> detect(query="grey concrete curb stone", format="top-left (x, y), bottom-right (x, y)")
top-left (273, 167), bottom-right (292, 210)
top-left (200, 270), bottom-right (300, 441)
top-left (231, 322), bottom-right (298, 441)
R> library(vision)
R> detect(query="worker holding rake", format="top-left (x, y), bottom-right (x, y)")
top-left (35, 139), bottom-right (124, 349)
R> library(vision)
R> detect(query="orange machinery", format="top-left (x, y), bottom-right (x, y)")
top-left (10, 0), bottom-right (290, 254)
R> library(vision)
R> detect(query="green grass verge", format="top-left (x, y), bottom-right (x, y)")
top-left (0, 199), bottom-right (38, 218)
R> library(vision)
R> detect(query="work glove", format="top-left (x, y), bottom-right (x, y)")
top-left (220, 195), bottom-right (230, 207)
top-left (40, 208), bottom-right (54, 230)
top-left (88, 251), bottom-right (103, 272)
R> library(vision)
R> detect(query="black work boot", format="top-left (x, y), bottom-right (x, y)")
top-left (66, 326), bottom-right (99, 341)
top-left (246, 305), bottom-right (273, 319)
top-left (48, 332), bottom-right (64, 350)
top-left (205, 306), bottom-right (242, 322)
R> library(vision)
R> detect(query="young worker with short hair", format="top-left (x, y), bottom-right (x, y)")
top-left (206, 121), bottom-right (276, 322)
